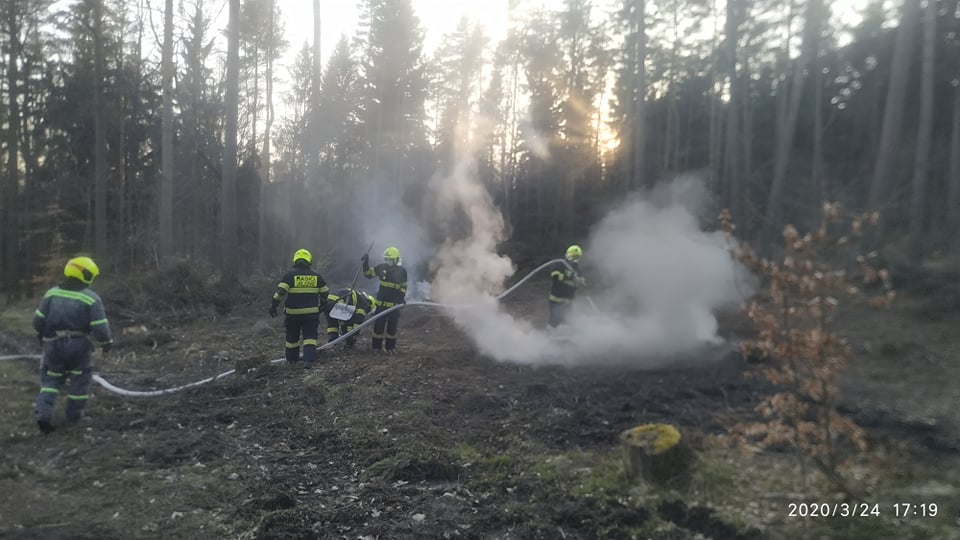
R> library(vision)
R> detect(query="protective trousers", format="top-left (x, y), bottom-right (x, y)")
top-left (285, 315), bottom-right (319, 365)
top-left (548, 299), bottom-right (572, 328)
top-left (34, 337), bottom-right (93, 423)
top-left (325, 313), bottom-right (363, 347)
top-left (371, 307), bottom-right (400, 351)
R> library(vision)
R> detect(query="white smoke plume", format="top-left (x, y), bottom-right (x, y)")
top-left (568, 175), bottom-right (753, 362)
top-left (428, 153), bottom-right (752, 365)
top-left (429, 151), bottom-right (550, 359)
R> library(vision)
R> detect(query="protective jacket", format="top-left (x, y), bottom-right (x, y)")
top-left (272, 264), bottom-right (329, 316)
top-left (363, 262), bottom-right (408, 307)
top-left (548, 260), bottom-right (582, 303)
top-left (325, 288), bottom-right (376, 346)
top-left (33, 278), bottom-right (113, 347)
top-left (327, 288), bottom-right (375, 317)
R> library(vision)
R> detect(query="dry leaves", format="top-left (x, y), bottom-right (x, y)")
top-left (719, 203), bottom-right (894, 494)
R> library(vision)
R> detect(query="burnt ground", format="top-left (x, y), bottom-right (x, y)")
top-left (1, 272), bottom-right (959, 539)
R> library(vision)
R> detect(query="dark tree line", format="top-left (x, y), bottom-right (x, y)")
top-left (1, 0), bottom-right (959, 299)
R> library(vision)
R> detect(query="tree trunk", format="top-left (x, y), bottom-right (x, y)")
top-left (251, 44), bottom-right (259, 154)
top-left (311, 0), bottom-right (322, 178)
top-left (160, 0), bottom-right (174, 262)
top-left (948, 86), bottom-right (960, 253)
top-left (3, 6), bottom-right (22, 299)
top-left (21, 20), bottom-right (38, 297)
top-left (763, 0), bottom-right (822, 249)
top-left (741, 62), bottom-right (752, 192)
top-left (812, 50), bottom-right (825, 203)
top-left (259, 0), bottom-right (274, 271)
top-left (708, 0), bottom-right (722, 189)
top-left (631, 0), bottom-right (646, 190)
top-left (93, 0), bottom-right (108, 262)
top-left (907, 0), bottom-right (936, 259)
top-left (722, 0), bottom-right (741, 220)
top-left (867, 0), bottom-right (920, 211)
top-left (621, 424), bottom-right (695, 489)
top-left (221, 0), bottom-right (240, 285)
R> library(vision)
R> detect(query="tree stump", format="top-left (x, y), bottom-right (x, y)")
top-left (620, 423), bottom-right (695, 489)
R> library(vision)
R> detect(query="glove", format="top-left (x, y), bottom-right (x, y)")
top-left (361, 253), bottom-right (369, 265)
top-left (269, 305), bottom-right (278, 318)
top-left (575, 276), bottom-right (586, 287)
top-left (102, 343), bottom-right (112, 354)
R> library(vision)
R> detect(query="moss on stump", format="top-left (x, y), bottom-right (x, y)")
top-left (620, 423), bottom-right (695, 489)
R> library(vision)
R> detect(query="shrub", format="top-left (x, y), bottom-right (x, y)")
top-left (720, 203), bottom-right (894, 497)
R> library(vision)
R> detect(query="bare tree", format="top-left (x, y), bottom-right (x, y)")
top-left (259, 0), bottom-right (274, 270)
top-left (3, 2), bottom-right (23, 298)
top-left (221, 0), bottom-right (240, 284)
top-left (907, 0), bottom-right (936, 258)
top-left (949, 83), bottom-right (960, 252)
top-left (631, 0), bottom-right (646, 190)
top-left (867, 0), bottom-right (920, 211)
top-left (311, 0), bottom-right (321, 178)
top-left (763, 0), bottom-right (823, 248)
top-left (160, 0), bottom-right (174, 262)
top-left (722, 0), bottom-right (741, 219)
top-left (93, 0), bottom-right (108, 261)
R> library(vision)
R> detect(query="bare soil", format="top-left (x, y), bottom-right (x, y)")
top-left (1, 272), bottom-right (958, 539)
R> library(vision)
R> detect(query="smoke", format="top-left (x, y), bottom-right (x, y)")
top-left (568, 174), bottom-right (753, 362)
top-left (428, 154), bottom-right (752, 365)
top-left (364, 215), bottom-right (434, 299)
top-left (426, 152), bottom-right (549, 359)
top-left (431, 158), bottom-right (514, 303)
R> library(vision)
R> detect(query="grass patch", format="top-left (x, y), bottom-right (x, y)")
top-left (0, 307), bottom-right (35, 335)
top-left (690, 451), bottom-right (740, 501)
top-left (575, 454), bottom-right (626, 496)
top-left (454, 443), bottom-right (514, 470)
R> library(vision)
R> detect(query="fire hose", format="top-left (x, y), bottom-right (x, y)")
top-left (0, 258), bottom-right (579, 397)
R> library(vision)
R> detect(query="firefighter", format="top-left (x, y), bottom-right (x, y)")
top-left (269, 248), bottom-right (329, 368)
top-left (362, 246), bottom-right (408, 353)
top-left (32, 256), bottom-right (114, 434)
top-left (547, 245), bottom-right (586, 327)
top-left (324, 288), bottom-right (376, 348)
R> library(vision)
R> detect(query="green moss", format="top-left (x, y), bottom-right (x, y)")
top-left (690, 453), bottom-right (738, 501)
top-left (576, 456), bottom-right (626, 496)
top-left (526, 455), bottom-right (568, 482)
top-left (453, 443), bottom-right (483, 463)
top-left (453, 444), bottom-right (513, 470)
top-left (482, 454), bottom-right (514, 468)
top-left (362, 455), bottom-right (411, 481)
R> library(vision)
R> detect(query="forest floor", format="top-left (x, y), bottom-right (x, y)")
top-left (0, 263), bottom-right (959, 540)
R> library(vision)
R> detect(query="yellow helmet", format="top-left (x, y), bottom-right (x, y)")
top-left (64, 256), bottom-right (100, 285)
top-left (384, 246), bottom-right (400, 262)
top-left (293, 248), bottom-right (312, 265)
top-left (565, 245), bottom-right (583, 262)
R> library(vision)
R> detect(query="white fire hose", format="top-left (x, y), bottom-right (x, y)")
top-left (0, 259), bottom-right (578, 397)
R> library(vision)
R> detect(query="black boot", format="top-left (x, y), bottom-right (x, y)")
top-left (37, 419), bottom-right (54, 435)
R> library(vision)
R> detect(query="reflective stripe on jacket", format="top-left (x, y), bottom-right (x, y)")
top-left (273, 266), bottom-right (329, 316)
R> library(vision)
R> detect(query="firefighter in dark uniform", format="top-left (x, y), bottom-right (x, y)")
top-left (324, 288), bottom-right (376, 348)
top-left (547, 245), bottom-right (586, 327)
top-left (32, 256), bottom-right (114, 434)
top-left (362, 246), bottom-right (408, 353)
top-left (270, 249), bottom-right (329, 367)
